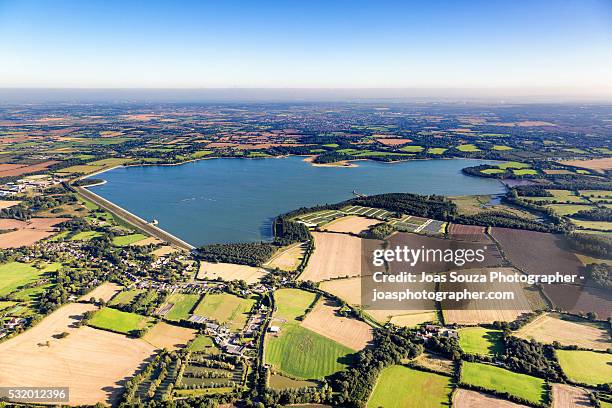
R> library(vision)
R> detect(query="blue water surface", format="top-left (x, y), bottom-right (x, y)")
top-left (90, 157), bottom-right (504, 245)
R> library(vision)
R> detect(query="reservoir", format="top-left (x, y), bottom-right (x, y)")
top-left (89, 156), bottom-right (505, 246)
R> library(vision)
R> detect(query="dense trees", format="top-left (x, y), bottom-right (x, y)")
top-left (585, 263), bottom-right (612, 290)
top-left (567, 233), bottom-right (612, 259)
top-left (501, 336), bottom-right (564, 382)
top-left (197, 242), bottom-right (277, 266)
top-left (0, 204), bottom-right (30, 220)
top-left (350, 193), bottom-right (457, 220)
top-left (360, 222), bottom-right (395, 239)
top-left (515, 185), bottom-right (553, 197)
top-left (457, 211), bottom-right (556, 232)
top-left (272, 217), bottom-right (311, 245)
top-left (573, 208), bottom-right (612, 222)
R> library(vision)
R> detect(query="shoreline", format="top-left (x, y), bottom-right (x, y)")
top-left (74, 155), bottom-right (505, 248)
top-left (75, 185), bottom-right (195, 251)
top-left (83, 154), bottom-right (500, 179)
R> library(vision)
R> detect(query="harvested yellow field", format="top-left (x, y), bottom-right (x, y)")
top-left (454, 389), bottom-right (528, 408)
top-left (300, 232), bottom-right (380, 281)
top-left (367, 308), bottom-right (435, 325)
top-left (389, 312), bottom-right (438, 327)
top-left (561, 158), bottom-right (612, 173)
top-left (0, 303), bottom-right (156, 406)
top-left (198, 261), bottom-right (266, 284)
top-left (320, 276), bottom-right (362, 304)
top-left (152, 245), bottom-right (178, 257)
top-left (79, 282), bottom-right (123, 302)
top-left (319, 277), bottom-right (435, 325)
top-left (143, 322), bottom-right (197, 350)
top-left (300, 298), bottom-right (373, 350)
top-left (131, 236), bottom-right (162, 246)
top-left (515, 313), bottom-right (611, 351)
top-left (441, 268), bottom-right (532, 325)
top-left (322, 215), bottom-right (381, 234)
top-left (0, 200), bottom-right (20, 209)
top-left (552, 384), bottom-right (590, 408)
top-left (264, 242), bottom-right (305, 271)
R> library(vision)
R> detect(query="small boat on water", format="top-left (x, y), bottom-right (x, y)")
top-left (150, 219), bottom-right (159, 225)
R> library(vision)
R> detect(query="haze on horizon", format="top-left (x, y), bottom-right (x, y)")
top-left (1, 0), bottom-right (611, 102)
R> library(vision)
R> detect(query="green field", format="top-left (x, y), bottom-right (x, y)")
top-left (193, 293), bottom-right (255, 331)
top-left (265, 288), bottom-right (352, 379)
top-left (188, 335), bottom-right (219, 354)
top-left (571, 219), bottom-right (612, 231)
top-left (427, 147), bottom-right (447, 154)
top-left (165, 293), bottom-right (201, 321)
top-left (580, 190), bottom-right (612, 199)
top-left (458, 327), bottom-right (504, 357)
top-left (481, 168), bottom-right (505, 174)
top-left (461, 362), bottom-right (546, 405)
top-left (268, 374), bottom-right (318, 390)
top-left (368, 365), bottom-right (452, 408)
top-left (513, 169), bottom-right (538, 176)
top-left (556, 350), bottom-right (612, 385)
top-left (274, 288), bottom-right (317, 320)
top-left (492, 145), bottom-right (513, 151)
top-left (400, 145), bottom-right (424, 153)
top-left (548, 190), bottom-right (588, 202)
top-left (192, 150), bottom-right (213, 158)
top-left (0, 262), bottom-right (50, 297)
top-left (112, 233), bottom-right (147, 246)
top-left (457, 144), bottom-right (480, 152)
top-left (497, 161), bottom-right (530, 169)
top-left (544, 204), bottom-right (595, 216)
top-left (88, 307), bottom-right (154, 335)
top-left (265, 323), bottom-right (354, 380)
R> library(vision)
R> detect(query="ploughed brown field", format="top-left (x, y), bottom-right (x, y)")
top-left (387, 232), bottom-right (503, 274)
top-left (0, 303), bottom-right (156, 406)
top-left (0, 160), bottom-right (59, 177)
top-left (300, 298), bottom-right (373, 351)
top-left (448, 223), bottom-right (492, 243)
top-left (322, 215), bottom-right (381, 235)
top-left (551, 384), bottom-right (591, 408)
top-left (453, 389), bottom-right (529, 408)
top-left (490, 228), bottom-right (611, 318)
top-left (0, 217), bottom-right (68, 248)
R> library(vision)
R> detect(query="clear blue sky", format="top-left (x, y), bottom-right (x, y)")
top-left (0, 0), bottom-right (611, 92)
